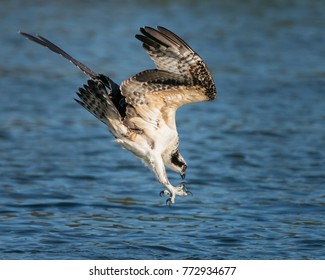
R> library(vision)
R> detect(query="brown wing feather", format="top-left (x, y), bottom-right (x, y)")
top-left (121, 70), bottom-right (208, 130)
top-left (134, 26), bottom-right (216, 100)
top-left (135, 26), bottom-right (197, 75)
top-left (121, 26), bottom-right (216, 131)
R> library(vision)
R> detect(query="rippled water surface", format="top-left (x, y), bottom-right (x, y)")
top-left (1, 0), bottom-right (325, 259)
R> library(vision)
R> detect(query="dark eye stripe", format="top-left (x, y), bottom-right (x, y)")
top-left (171, 150), bottom-right (184, 168)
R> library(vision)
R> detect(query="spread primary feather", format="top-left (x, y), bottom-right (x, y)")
top-left (20, 26), bottom-right (217, 204)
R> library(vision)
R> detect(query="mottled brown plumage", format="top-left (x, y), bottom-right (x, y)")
top-left (20, 26), bottom-right (217, 205)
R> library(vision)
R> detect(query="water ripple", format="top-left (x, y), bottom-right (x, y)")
top-left (1, 0), bottom-right (325, 260)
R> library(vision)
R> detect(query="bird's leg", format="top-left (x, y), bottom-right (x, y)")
top-left (149, 153), bottom-right (190, 204)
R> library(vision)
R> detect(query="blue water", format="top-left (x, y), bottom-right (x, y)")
top-left (1, 0), bottom-right (325, 259)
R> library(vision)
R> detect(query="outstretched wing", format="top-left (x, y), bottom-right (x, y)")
top-left (20, 32), bottom-right (127, 127)
top-left (20, 32), bottom-right (98, 79)
top-left (121, 26), bottom-right (216, 130)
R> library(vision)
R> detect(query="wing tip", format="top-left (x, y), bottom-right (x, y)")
top-left (136, 26), bottom-right (171, 49)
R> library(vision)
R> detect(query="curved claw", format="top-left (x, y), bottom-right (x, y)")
top-left (165, 198), bottom-right (172, 207)
top-left (177, 182), bottom-right (192, 196)
top-left (160, 183), bottom-right (191, 205)
top-left (160, 190), bottom-right (170, 197)
top-left (180, 181), bottom-right (187, 187)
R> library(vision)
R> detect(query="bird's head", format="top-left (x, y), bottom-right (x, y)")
top-left (169, 150), bottom-right (187, 180)
top-left (180, 163), bottom-right (187, 180)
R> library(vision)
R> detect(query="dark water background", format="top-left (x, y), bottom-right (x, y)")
top-left (1, 0), bottom-right (324, 259)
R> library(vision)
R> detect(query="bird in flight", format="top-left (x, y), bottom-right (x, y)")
top-left (20, 26), bottom-right (217, 205)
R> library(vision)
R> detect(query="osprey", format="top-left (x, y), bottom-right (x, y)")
top-left (20, 26), bottom-right (216, 205)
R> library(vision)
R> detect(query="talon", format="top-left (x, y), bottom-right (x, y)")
top-left (180, 182), bottom-right (186, 188)
top-left (165, 198), bottom-right (172, 207)
top-left (160, 190), bottom-right (170, 197)
top-left (160, 183), bottom-right (190, 205)
top-left (178, 182), bottom-right (193, 196)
